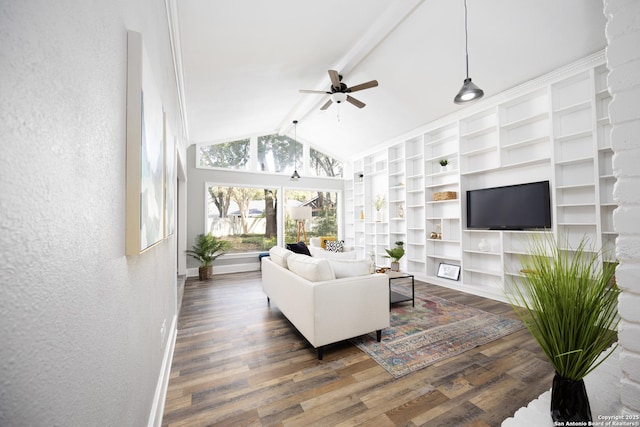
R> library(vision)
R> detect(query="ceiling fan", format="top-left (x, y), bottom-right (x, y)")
top-left (299, 70), bottom-right (378, 110)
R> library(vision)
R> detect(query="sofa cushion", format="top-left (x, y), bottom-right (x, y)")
top-left (309, 237), bottom-right (322, 248)
top-left (328, 259), bottom-right (372, 279)
top-left (286, 241), bottom-right (311, 256)
top-left (309, 246), bottom-right (357, 260)
top-left (287, 253), bottom-right (336, 282)
top-left (269, 246), bottom-right (293, 268)
top-left (325, 240), bottom-right (344, 252)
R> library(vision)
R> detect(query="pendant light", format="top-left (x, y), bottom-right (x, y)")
top-left (290, 120), bottom-right (301, 181)
top-left (454, 0), bottom-right (484, 104)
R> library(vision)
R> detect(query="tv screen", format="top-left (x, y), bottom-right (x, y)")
top-left (466, 181), bottom-right (551, 230)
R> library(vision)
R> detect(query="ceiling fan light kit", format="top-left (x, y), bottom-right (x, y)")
top-left (331, 92), bottom-right (348, 103)
top-left (454, 0), bottom-right (484, 104)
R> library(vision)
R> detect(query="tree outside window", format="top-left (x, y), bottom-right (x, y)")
top-left (199, 139), bottom-right (249, 169)
top-left (310, 147), bottom-right (343, 178)
top-left (207, 185), bottom-right (277, 252)
top-left (257, 133), bottom-right (300, 174)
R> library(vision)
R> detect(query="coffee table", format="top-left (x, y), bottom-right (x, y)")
top-left (386, 271), bottom-right (415, 307)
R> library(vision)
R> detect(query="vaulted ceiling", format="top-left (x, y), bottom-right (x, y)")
top-left (172, 0), bottom-right (607, 161)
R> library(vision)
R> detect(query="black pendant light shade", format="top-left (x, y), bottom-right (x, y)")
top-left (454, 0), bottom-right (484, 104)
top-left (290, 120), bottom-right (300, 181)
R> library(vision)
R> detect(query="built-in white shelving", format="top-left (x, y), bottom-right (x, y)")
top-left (346, 55), bottom-right (615, 301)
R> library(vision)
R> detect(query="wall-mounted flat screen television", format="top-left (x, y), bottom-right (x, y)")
top-left (466, 181), bottom-right (551, 230)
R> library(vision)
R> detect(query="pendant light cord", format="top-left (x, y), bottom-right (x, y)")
top-left (464, 0), bottom-right (469, 79)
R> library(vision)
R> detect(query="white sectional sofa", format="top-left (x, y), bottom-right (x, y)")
top-left (261, 246), bottom-right (390, 359)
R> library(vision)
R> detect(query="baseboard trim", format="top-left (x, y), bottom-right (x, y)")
top-left (186, 262), bottom-right (260, 278)
top-left (147, 314), bottom-right (177, 427)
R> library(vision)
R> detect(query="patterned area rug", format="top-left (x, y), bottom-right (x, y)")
top-left (351, 293), bottom-right (524, 378)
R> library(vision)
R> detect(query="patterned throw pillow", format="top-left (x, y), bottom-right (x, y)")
top-left (324, 240), bottom-right (344, 253)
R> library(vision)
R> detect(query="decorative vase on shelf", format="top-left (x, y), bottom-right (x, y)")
top-left (478, 238), bottom-right (490, 252)
top-left (376, 210), bottom-right (384, 222)
top-left (397, 204), bottom-right (405, 218)
top-left (359, 210), bottom-right (365, 220)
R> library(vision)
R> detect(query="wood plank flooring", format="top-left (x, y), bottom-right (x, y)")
top-left (162, 271), bottom-right (554, 427)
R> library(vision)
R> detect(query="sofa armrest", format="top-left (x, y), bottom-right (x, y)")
top-left (311, 274), bottom-right (390, 347)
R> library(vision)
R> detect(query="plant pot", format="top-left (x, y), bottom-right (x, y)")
top-left (550, 373), bottom-right (592, 423)
top-left (390, 261), bottom-right (400, 271)
top-left (199, 266), bottom-right (213, 281)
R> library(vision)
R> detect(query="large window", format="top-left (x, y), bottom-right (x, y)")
top-left (257, 133), bottom-right (300, 174)
top-left (285, 189), bottom-right (338, 244)
top-left (207, 185), bottom-right (277, 253)
top-left (309, 147), bottom-right (343, 178)
top-left (198, 134), bottom-right (342, 178)
top-left (199, 139), bottom-right (250, 169)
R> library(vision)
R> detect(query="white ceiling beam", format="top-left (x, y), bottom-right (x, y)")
top-left (277, 0), bottom-right (425, 136)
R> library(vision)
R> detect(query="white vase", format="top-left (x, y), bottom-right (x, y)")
top-left (478, 238), bottom-right (490, 252)
top-left (376, 210), bottom-right (384, 222)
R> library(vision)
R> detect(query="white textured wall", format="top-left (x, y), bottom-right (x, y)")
top-left (604, 0), bottom-right (640, 414)
top-left (0, 0), bottom-right (181, 425)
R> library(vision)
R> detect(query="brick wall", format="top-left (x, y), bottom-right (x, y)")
top-left (604, 0), bottom-right (640, 414)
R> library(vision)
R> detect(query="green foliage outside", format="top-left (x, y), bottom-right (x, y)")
top-left (313, 207), bottom-right (337, 236)
top-left (199, 139), bottom-right (249, 169)
top-left (240, 235), bottom-right (276, 250)
top-left (507, 234), bottom-right (619, 381)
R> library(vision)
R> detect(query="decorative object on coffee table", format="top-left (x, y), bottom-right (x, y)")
top-left (507, 234), bottom-right (619, 424)
top-left (384, 241), bottom-right (405, 271)
top-left (186, 233), bottom-right (231, 280)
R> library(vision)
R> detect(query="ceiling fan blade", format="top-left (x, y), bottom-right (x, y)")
top-left (347, 95), bottom-right (365, 108)
top-left (320, 99), bottom-right (333, 110)
top-left (328, 70), bottom-right (341, 90)
top-left (347, 80), bottom-right (379, 93)
top-left (299, 89), bottom-right (331, 94)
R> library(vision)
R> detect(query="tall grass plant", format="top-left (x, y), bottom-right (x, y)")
top-left (507, 234), bottom-right (619, 381)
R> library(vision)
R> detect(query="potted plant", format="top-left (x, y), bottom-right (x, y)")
top-left (507, 234), bottom-right (619, 424)
top-left (186, 233), bottom-right (232, 280)
top-left (439, 159), bottom-right (449, 171)
top-left (384, 241), bottom-right (405, 271)
top-left (373, 194), bottom-right (386, 222)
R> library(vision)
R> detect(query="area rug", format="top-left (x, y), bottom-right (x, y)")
top-left (350, 294), bottom-right (524, 378)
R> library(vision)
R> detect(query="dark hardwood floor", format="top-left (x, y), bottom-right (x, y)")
top-left (162, 271), bottom-right (554, 427)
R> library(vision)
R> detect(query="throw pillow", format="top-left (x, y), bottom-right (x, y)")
top-left (286, 241), bottom-right (311, 256)
top-left (324, 240), bottom-right (344, 252)
top-left (319, 236), bottom-right (336, 249)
